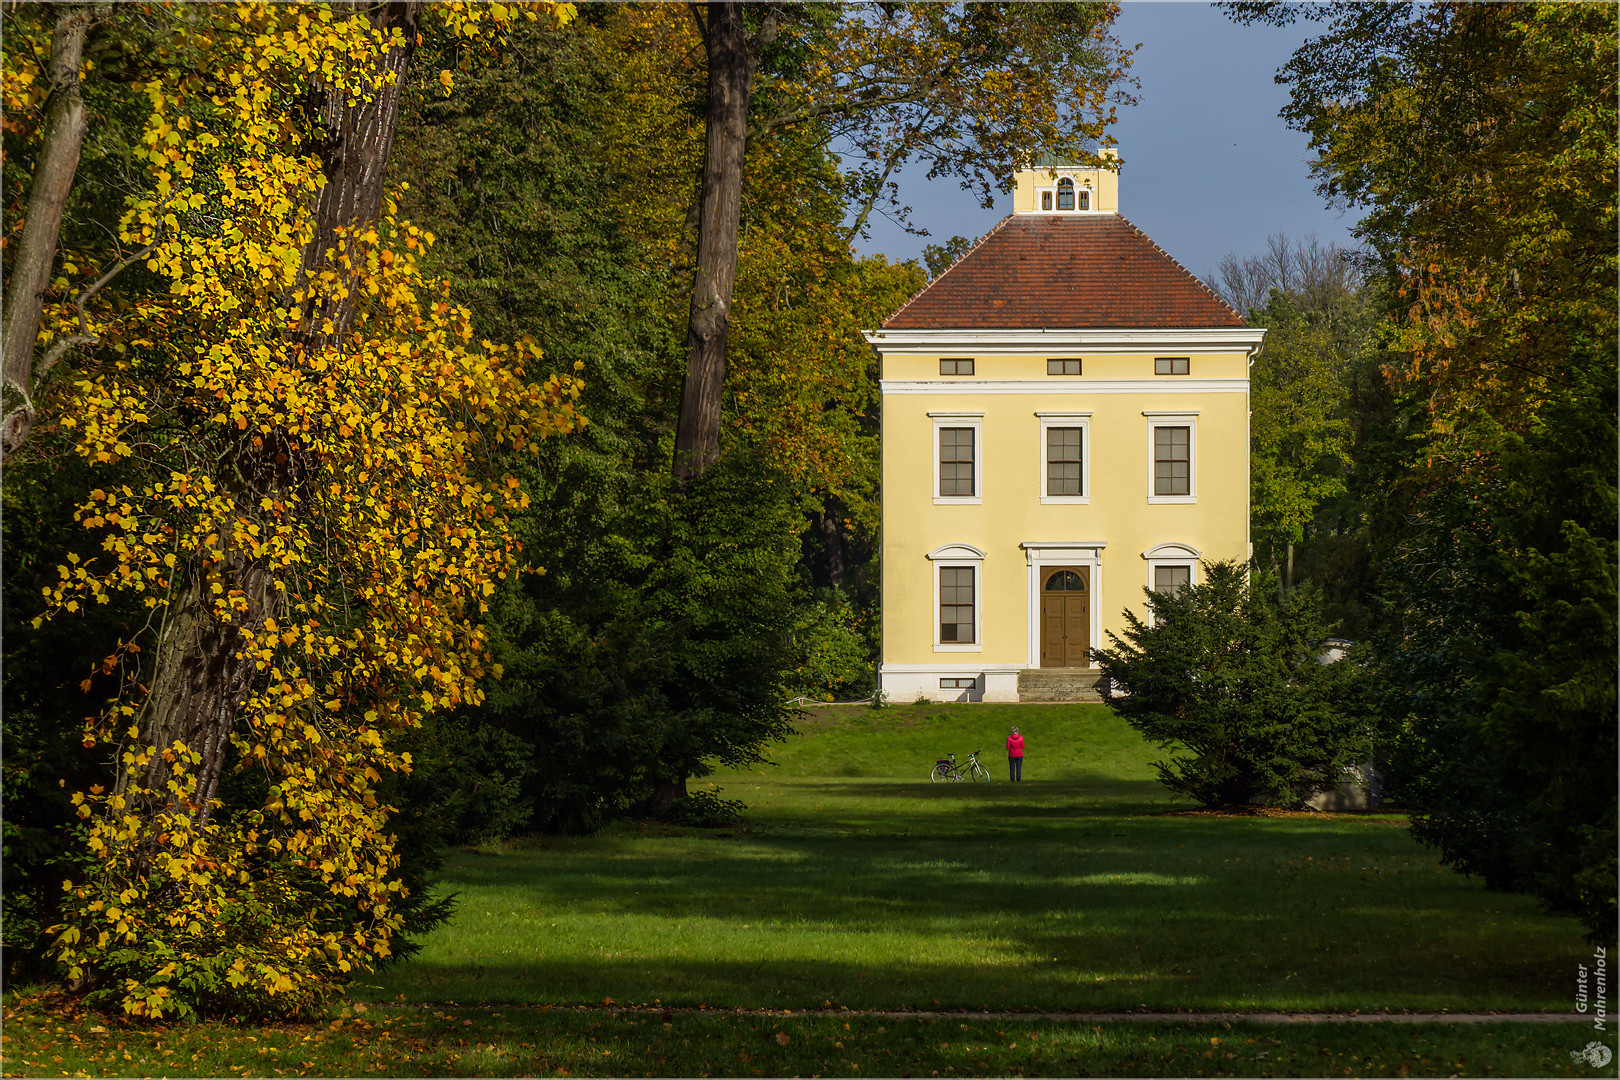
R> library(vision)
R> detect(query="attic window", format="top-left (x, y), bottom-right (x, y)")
top-left (940, 358), bottom-right (975, 376)
top-left (1056, 177), bottom-right (1075, 211)
top-left (1047, 358), bottom-right (1082, 375)
top-left (1155, 357), bottom-right (1190, 375)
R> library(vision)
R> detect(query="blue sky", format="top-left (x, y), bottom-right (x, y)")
top-left (850, 2), bottom-right (1362, 283)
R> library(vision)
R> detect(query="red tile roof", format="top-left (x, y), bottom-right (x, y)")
top-left (882, 214), bottom-right (1246, 329)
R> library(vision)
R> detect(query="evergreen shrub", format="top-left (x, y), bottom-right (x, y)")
top-left (1094, 560), bottom-right (1376, 808)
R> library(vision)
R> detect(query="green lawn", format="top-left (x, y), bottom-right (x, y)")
top-left (0, 1004), bottom-right (1599, 1078)
top-left (3, 703), bottom-right (1602, 1078)
top-left (372, 703), bottom-right (1586, 1015)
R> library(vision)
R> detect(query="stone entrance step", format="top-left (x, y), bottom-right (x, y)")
top-left (1017, 667), bottom-right (1106, 703)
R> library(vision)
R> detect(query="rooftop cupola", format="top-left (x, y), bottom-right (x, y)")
top-left (1014, 147), bottom-right (1120, 216)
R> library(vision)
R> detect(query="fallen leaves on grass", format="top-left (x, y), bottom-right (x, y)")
top-left (1159, 807), bottom-right (1408, 822)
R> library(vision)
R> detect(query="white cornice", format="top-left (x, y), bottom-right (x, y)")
top-left (863, 328), bottom-right (1267, 357)
top-left (882, 379), bottom-right (1248, 395)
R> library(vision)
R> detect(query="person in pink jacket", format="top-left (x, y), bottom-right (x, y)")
top-left (1007, 726), bottom-right (1025, 782)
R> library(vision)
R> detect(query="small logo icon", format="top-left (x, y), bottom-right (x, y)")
top-left (1571, 1041), bottom-right (1614, 1068)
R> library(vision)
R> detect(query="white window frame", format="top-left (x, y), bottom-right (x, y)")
top-left (1037, 411), bottom-right (1091, 505)
top-left (931, 411), bottom-right (983, 505)
top-left (928, 544), bottom-right (985, 653)
top-left (1144, 410), bottom-right (1198, 505)
top-left (1143, 543), bottom-right (1201, 626)
top-left (1035, 174), bottom-right (1099, 215)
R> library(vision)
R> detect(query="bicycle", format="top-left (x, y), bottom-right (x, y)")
top-left (930, 749), bottom-right (990, 783)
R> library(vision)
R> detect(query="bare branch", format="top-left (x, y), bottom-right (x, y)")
top-left (840, 105), bottom-right (937, 245)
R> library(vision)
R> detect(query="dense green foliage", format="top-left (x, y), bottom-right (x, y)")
top-left (382, 9), bottom-right (922, 834)
top-left (1231, 254), bottom-right (1372, 586)
top-left (921, 235), bottom-right (974, 279)
top-left (1373, 354), bottom-right (1618, 942)
top-left (1226, 0), bottom-right (1617, 941)
top-left (1094, 561), bottom-right (1375, 808)
top-left (0, 454), bottom-right (129, 979)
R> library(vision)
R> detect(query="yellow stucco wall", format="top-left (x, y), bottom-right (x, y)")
top-left (877, 348), bottom-right (1253, 679)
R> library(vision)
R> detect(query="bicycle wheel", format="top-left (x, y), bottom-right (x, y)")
top-left (970, 761), bottom-right (990, 782)
top-left (930, 763), bottom-right (951, 783)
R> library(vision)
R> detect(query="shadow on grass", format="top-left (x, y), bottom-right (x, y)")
top-left (376, 921), bottom-right (1569, 1015)
top-left (386, 818), bottom-right (1579, 1014)
top-left (376, 952), bottom-right (1190, 1012)
top-left (742, 779), bottom-right (1413, 849)
top-left (783, 775), bottom-right (1171, 803)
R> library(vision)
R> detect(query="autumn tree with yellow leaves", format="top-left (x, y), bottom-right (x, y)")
top-left (4, 1), bottom-right (581, 1018)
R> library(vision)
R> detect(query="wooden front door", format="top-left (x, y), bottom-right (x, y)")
top-left (1040, 567), bottom-right (1090, 668)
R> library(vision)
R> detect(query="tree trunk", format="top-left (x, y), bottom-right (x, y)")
top-left (671, 1), bottom-right (754, 482)
top-left (1, 4), bottom-right (93, 464)
top-left (134, 1), bottom-right (423, 823)
top-left (124, 553), bottom-right (276, 821)
top-left (639, 776), bottom-right (690, 822)
top-left (292, 0), bottom-right (423, 354)
top-left (819, 505), bottom-right (846, 589)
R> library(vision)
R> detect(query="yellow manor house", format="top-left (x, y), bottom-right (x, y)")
top-left (866, 152), bottom-right (1266, 703)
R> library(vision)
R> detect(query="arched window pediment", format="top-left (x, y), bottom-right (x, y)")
top-left (927, 543), bottom-right (987, 561)
top-left (1141, 542), bottom-right (1201, 561)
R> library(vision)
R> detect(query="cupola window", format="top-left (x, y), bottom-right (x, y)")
top-left (1079, 189), bottom-right (1091, 211)
top-left (1041, 191), bottom-right (1053, 210)
top-left (1056, 177), bottom-right (1075, 211)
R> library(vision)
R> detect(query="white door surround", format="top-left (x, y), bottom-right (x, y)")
top-left (1021, 541), bottom-right (1107, 669)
